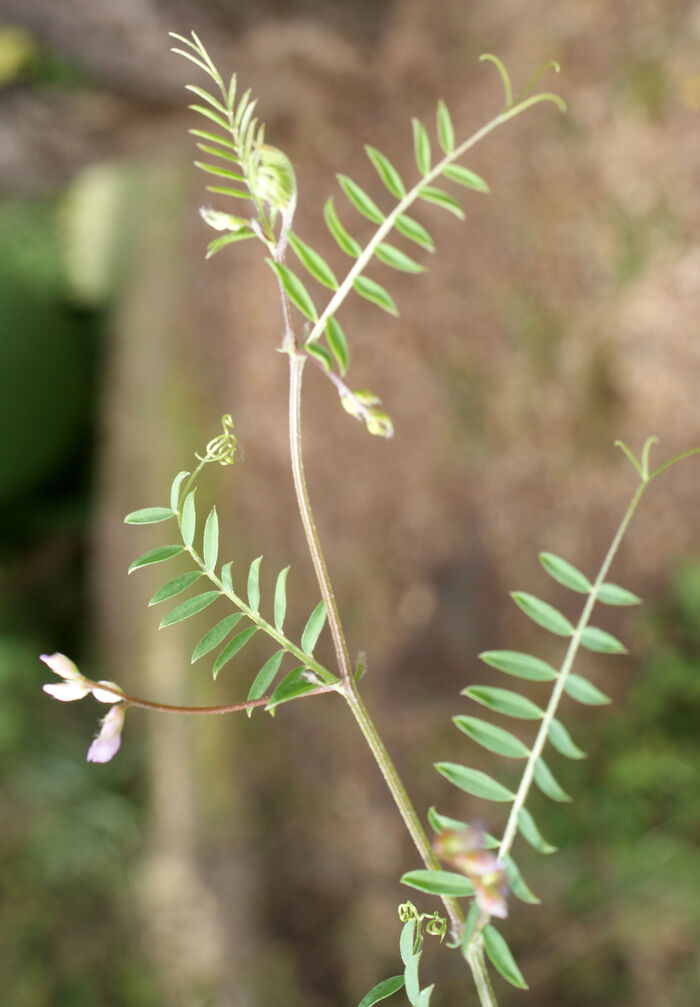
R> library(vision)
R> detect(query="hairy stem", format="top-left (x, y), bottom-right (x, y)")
top-left (88, 681), bottom-right (336, 715)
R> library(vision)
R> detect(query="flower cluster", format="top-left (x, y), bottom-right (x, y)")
top-left (433, 824), bottom-right (509, 919)
top-left (41, 653), bottom-right (126, 763)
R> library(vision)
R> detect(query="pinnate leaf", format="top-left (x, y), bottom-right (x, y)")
top-left (517, 806), bottom-right (557, 854)
top-left (580, 626), bottom-right (627, 654)
top-left (478, 650), bottom-right (557, 681)
top-left (358, 975), bottom-right (405, 1007)
top-left (149, 571), bottom-right (202, 606)
top-left (400, 869), bottom-right (475, 897)
top-left (453, 715), bottom-right (529, 758)
top-left (482, 925), bottom-right (528, 990)
top-left (192, 613), bottom-right (243, 663)
top-left (159, 590), bottom-right (220, 628)
top-left (301, 600), bottom-right (326, 654)
top-left (268, 261), bottom-right (317, 321)
top-left (125, 507), bottom-right (174, 525)
top-left (129, 545), bottom-right (185, 573)
top-left (364, 145), bottom-right (406, 199)
top-left (288, 233), bottom-right (338, 290)
top-left (435, 762), bottom-right (515, 802)
top-left (337, 174), bottom-right (384, 224)
top-left (511, 592), bottom-right (574, 636)
top-left (597, 582), bottom-right (642, 606)
top-left (463, 686), bottom-right (544, 720)
top-left (539, 552), bottom-right (591, 593)
top-left (353, 275), bottom-right (398, 316)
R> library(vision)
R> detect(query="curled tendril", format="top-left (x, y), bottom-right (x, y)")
top-left (397, 901), bottom-right (447, 942)
top-left (197, 414), bottom-right (239, 466)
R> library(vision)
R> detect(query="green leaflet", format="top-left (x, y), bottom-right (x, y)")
top-left (195, 161), bottom-right (247, 182)
top-left (188, 128), bottom-right (236, 152)
top-left (203, 506), bottom-right (219, 572)
top-left (128, 545), bottom-right (185, 573)
top-left (273, 566), bottom-right (290, 631)
top-left (247, 649), bottom-right (285, 705)
top-left (181, 491), bottom-right (196, 547)
top-left (206, 231), bottom-right (254, 258)
top-left (533, 758), bottom-right (571, 802)
top-left (427, 806), bottom-right (468, 834)
top-left (460, 902), bottom-right (481, 958)
top-left (517, 806), bottom-right (557, 854)
top-left (357, 975), bottom-right (405, 1007)
top-left (306, 340), bottom-right (333, 372)
top-left (124, 507), bottom-right (174, 525)
top-left (436, 99), bottom-right (454, 154)
top-left (188, 103), bottom-right (230, 133)
top-left (538, 551), bottom-right (591, 593)
top-left (206, 184), bottom-right (251, 200)
top-left (411, 117), bottom-right (431, 174)
top-left (375, 242), bottom-right (425, 274)
top-left (324, 198), bottom-right (361, 257)
top-left (478, 649), bottom-right (557, 681)
top-left (159, 590), bottom-right (220, 628)
top-left (434, 762), bottom-right (515, 802)
top-left (400, 869), bottom-right (475, 897)
top-left (268, 260), bottom-right (318, 321)
top-left (482, 925), bottom-right (528, 990)
top-left (288, 232), bottom-right (338, 291)
top-left (503, 855), bottom-right (540, 904)
top-left (463, 685), bottom-right (544, 720)
top-left (453, 715), bottom-right (529, 758)
top-left (191, 613), bottom-right (244, 663)
top-left (185, 83), bottom-right (228, 114)
top-left (418, 186), bottom-right (464, 219)
top-left (564, 673), bottom-right (611, 705)
top-left (337, 173), bottom-right (384, 224)
top-left (548, 717), bottom-right (586, 759)
top-left (364, 145), bottom-right (406, 199)
top-left (212, 626), bottom-right (258, 678)
top-left (149, 571), bottom-right (203, 606)
top-left (266, 666), bottom-right (316, 711)
top-left (394, 214), bottom-right (434, 251)
top-left (301, 599), bottom-right (327, 655)
top-left (441, 164), bottom-right (490, 192)
top-left (170, 470), bottom-right (190, 511)
top-left (221, 560), bottom-right (234, 593)
top-left (325, 317), bottom-right (349, 375)
top-left (353, 275), bottom-right (398, 316)
top-left (511, 591), bottom-right (574, 635)
top-left (580, 626), bottom-right (628, 654)
top-left (596, 582), bottom-right (642, 605)
top-left (247, 555), bottom-right (262, 613)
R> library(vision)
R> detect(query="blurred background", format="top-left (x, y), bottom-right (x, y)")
top-left (0, 1), bottom-right (699, 1005)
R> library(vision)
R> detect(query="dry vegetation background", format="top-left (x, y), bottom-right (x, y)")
top-left (1, 1), bottom-right (699, 1005)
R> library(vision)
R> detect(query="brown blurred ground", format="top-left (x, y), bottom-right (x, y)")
top-left (1, 1), bottom-right (699, 1005)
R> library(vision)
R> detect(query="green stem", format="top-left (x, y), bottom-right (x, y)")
top-left (87, 680), bottom-right (335, 715)
top-left (467, 940), bottom-right (499, 1007)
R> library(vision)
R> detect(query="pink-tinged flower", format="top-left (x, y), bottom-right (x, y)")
top-left (87, 705), bottom-right (125, 764)
top-left (432, 823), bottom-right (509, 920)
top-left (41, 653), bottom-right (91, 702)
top-left (91, 681), bottom-right (124, 704)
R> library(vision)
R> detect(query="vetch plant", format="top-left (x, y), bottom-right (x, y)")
top-left (41, 32), bottom-right (700, 1006)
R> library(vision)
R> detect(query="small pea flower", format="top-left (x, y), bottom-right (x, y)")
top-left (41, 653), bottom-right (126, 763)
top-left (433, 824), bottom-right (509, 920)
top-left (87, 704), bottom-right (126, 764)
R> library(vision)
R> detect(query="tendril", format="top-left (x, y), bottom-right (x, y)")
top-left (397, 901), bottom-right (447, 942)
top-left (196, 413), bottom-right (239, 466)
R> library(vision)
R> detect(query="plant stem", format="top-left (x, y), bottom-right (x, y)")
top-left (286, 350), bottom-right (464, 937)
top-left (86, 681), bottom-right (337, 715)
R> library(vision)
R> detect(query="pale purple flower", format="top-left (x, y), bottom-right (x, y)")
top-left (41, 653), bottom-right (91, 701)
top-left (87, 705), bottom-right (125, 763)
